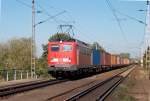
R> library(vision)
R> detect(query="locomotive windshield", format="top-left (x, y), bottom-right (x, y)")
top-left (63, 45), bottom-right (72, 51)
top-left (51, 45), bottom-right (60, 51)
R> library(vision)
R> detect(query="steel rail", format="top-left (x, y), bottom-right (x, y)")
top-left (0, 79), bottom-right (68, 97)
top-left (97, 67), bottom-right (135, 101)
top-left (65, 66), bottom-right (135, 101)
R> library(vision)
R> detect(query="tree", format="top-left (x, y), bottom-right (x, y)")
top-left (0, 38), bottom-right (31, 69)
top-left (42, 44), bottom-right (48, 58)
top-left (0, 43), bottom-right (8, 69)
top-left (36, 44), bottom-right (49, 77)
top-left (120, 53), bottom-right (130, 58)
top-left (35, 57), bottom-right (49, 77)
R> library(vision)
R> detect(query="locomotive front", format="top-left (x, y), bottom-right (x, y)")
top-left (48, 41), bottom-right (77, 74)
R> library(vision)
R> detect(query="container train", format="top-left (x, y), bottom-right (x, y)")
top-left (48, 39), bottom-right (130, 78)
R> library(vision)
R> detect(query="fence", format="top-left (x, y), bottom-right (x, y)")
top-left (0, 69), bottom-right (32, 81)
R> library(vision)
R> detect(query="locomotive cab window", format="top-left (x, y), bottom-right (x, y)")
top-left (63, 45), bottom-right (72, 51)
top-left (51, 45), bottom-right (60, 51)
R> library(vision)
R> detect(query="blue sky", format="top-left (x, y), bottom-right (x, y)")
top-left (0, 0), bottom-right (147, 58)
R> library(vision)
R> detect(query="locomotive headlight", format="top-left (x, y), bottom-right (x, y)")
top-left (51, 58), bottom-right (58, 62)
top-left (63, 58), bottom-right (71, 62)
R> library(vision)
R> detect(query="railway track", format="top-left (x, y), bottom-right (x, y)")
top-left (46, 65), bottom-right (135, 101)
top-left (0, 79), bottom-right (68, 97)
top-left (66, 66), bottom-right (135, 101)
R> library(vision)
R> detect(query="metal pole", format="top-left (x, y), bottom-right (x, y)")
top-left (31, 0), bottom-right (36, 78)
top-left (146, 0), bottom-right (150, 79)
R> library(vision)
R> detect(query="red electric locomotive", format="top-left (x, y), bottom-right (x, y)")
top-left (48, 40), bottom-right (93, 77)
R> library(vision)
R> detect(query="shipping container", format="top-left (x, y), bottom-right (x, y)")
top-left (123, 58), bottom-right (129, 64)
top-left (111, 54), bottom-right (116, 65)
top-left (101, 51), bottom-right (106, 66)
top-left (105, 52), bottom-right (111, 66)
top-left (92, 49), bottom-right (101, 65)
top-left (120, 57), bottom-right (122, 65)
top-left (121, 58), bottom-right (124, 65)
top-left (101, 52), bottom-right (111, 66)
top-left (105, 52), bottom-right (108, 66)
top-left (116, 56), bottom-right (120, 65)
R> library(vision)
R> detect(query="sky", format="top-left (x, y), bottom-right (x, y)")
top-left (0, 0), bottom-right (147, 58)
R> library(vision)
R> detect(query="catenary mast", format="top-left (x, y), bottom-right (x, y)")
top-left (31, 0), bottom-right (36, 78)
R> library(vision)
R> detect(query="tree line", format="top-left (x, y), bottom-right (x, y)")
top-left (0, 37), bottom-right (48, 77)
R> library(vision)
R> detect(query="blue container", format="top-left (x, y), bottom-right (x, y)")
top-left (92, 50), bottom-right (101, 65)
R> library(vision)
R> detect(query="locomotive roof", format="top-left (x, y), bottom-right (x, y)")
top-left (49, 39), bottom-right (91, 48)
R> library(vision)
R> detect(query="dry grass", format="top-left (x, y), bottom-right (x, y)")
top-left (106, 68), bottom-right (138, 101)
top-left (110, 78), bottom-right (137, 101)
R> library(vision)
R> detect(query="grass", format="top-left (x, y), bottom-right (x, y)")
top-left (110, 75), bottom-right (137, 101)
top-left (117, 84), bottom-right (136, 101)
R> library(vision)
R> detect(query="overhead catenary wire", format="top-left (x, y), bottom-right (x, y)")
top-left (15, 0), bottom-right (58, 23)
top-left (16, 0), bottom-right (32, 8)
top-left (15, 0), bottom-right (41, 13)
top-left (15, 0), bottom-right (66, 24)
top-left (15, 0), bottom-right (76, 39)
top-left (139, 13), bottom-right (147, 49)
top-left (37, 1), bottom-right (76, 25)
top-left (34, 11), bottom-right (66, 27)
top-left (36, 3), bottom-right (62, 24)
top-left (35, 2), bottom-right (76, 26)
top-left (105, 0), bottom-right (147, 55)
top-left (36, 2), bottom-right (76, 25)
top-left (116, 10), bottom-right (146, 25)
top-left (110, 2), bottom-right (147, 59)
top-left (105, 0), bottom-right (129, 44)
